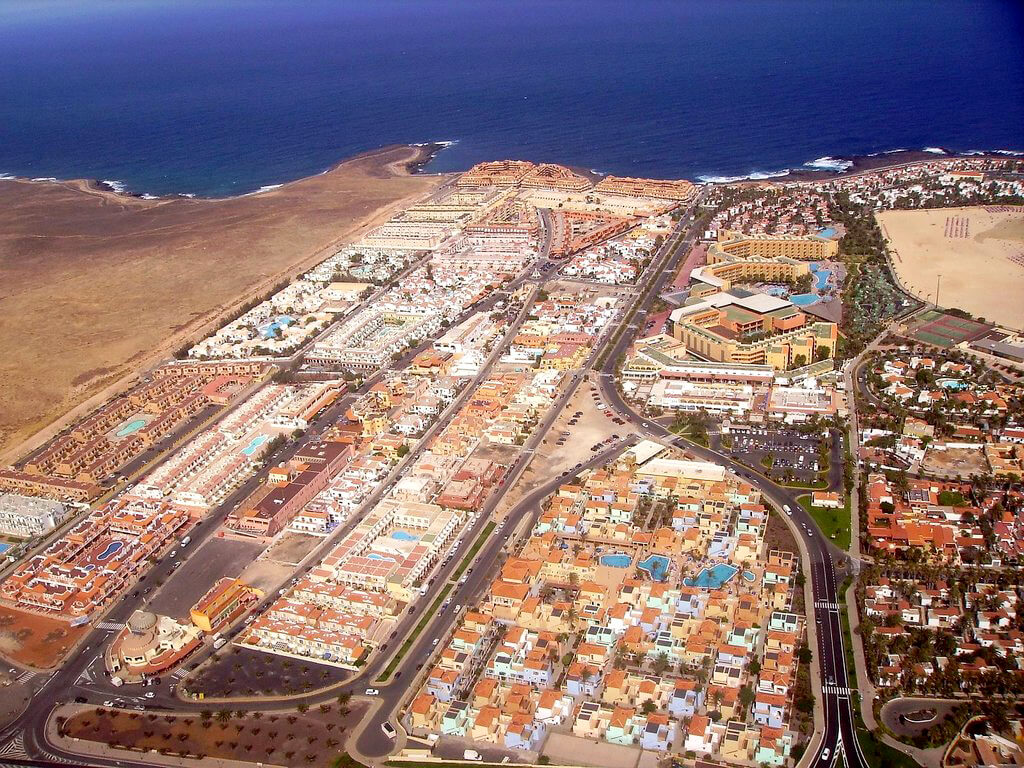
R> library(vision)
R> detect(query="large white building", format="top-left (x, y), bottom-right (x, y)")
top-left (0, 493), bottom-right (69, 538)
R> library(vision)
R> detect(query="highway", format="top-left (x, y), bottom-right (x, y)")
top-left (3, 193), bottom-right (870, 768)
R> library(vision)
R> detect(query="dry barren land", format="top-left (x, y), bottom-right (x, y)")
top-left (878, 205), bottom-right (1024, 330)
top-left (0, 145), bottom-right (444, 460)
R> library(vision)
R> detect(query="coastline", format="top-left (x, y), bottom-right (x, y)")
top-left (0, 144), bottom-right (446, 464)
top-left (4, 143), bottom-right (1021, 200)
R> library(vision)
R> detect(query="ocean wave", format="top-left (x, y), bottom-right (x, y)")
top-left (697, 168), bottom-right (791, 183)
top-left (0, 173), bottom-right (14, 180)
top-left (249, 184), bottom-right (283, 195)
top-left (178, 192), bottom-right (196, 198)
top-left (100, 179), bottom-right (128, 194)
top-left (412, 140), bottom-right (458, 149)
top-left (883, 148), bottom-right (908, 155)
top-left (922, 147), bottom-right (946, 154)
top-left (140, 193), bottom-right (159, 200)
top-left (992, 148), bottom-right (1024, 157)
top-left (803, 156), bottom-right (853, 172)
top-left (31, 177), bottom-right (58, 182)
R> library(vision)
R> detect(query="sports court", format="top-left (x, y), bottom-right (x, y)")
top-left (903, 309), bottom-right (993, 348)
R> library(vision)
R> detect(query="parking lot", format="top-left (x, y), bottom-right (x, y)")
top-left (724, 426), bottom-right (827, 485)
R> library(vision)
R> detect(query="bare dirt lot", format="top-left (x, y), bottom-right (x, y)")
top-left (0, 605), bottom-right (87, 669)
top-left (921, 445), bottom-right (989, 478)
top-left (263, 531), bottom-right (322, 566)
top-left (60, 701), bottom-right (364, 763)
top-left (878, 206), bottom-right (1024, 330)
top-left (183, 645), bottom-right (350, 698)
top-left (0, 145), bottom-right (444, 460)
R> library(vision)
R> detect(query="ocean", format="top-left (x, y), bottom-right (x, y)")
top-left (1, 0), bottom-right (1021, 197)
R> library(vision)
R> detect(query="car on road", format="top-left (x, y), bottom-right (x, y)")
top-left (381, 721), bottom-right (397, 739)
top-left (144, 691), bottom-right (155, 698)
top-left (103, 700), bottom-right (114, 707)
top-left (364, 688), bottom-right (379, 696)
top-left (820, 748), bottom-right (831, 762)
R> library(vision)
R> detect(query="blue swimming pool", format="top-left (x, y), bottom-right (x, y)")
top-left (742, 570), bottom-right (756, 582)
top-left (96, 540), bottom-right (124, 562)
top-left (242, 434), bottom-right (269, 456)
top-left (0, 543), bottom-right (10, 556)
top-left (116, 417), bottom-right (148, 437)
top-left (817, 227), bottom-right (837, 239)
top-left (391, 531), bottom-right (419, 542)
top-left (261, 315), bottom-right (296, 339)
top-left (684, 563), bottom-right (739, 589)
top-left (600, 553), bottom-right (632, 568)
top-left (938, 378), bottom-right (967, 390)
top-left (638, 555), bottom-right (671, 581)
top-left (813, 267), bottom-right (831, 292)
top-left (365, 553), bottom-right (387, 560)
top-left (789, 293), bottom-right (819, 306)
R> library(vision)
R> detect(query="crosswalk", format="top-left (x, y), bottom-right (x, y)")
top-left (823, 684), bottom-right (852, 696)
top-left (171, 667), bottom-right (189, 680)
top-left (814, 600), bottom-right (840, 610)
top-left (14, 669), bottom-right (36, 684)
top-left (96, 621), bottom-right (123, 631)
top-left (0, 733), bottom-right (27, 759)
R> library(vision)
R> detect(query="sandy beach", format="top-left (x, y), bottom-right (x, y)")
top-left (0, 145), bottom-right (446, 462)
top-left (878, 205), bottom-right (1024, 330)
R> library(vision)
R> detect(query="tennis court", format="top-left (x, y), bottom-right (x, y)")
top-left (904, 310), bottom-right (993, 347)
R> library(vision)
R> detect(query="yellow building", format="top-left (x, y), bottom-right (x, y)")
top-left (669, 291), bottom-right (836, 370)
top-left (712, 229), bottom-right (839, 262)
top-left (190, 578), bottom-right (262, 633)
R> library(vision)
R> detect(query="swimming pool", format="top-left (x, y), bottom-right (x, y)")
top-left (638, 555), bottom-right (671, 581)
top-left (817, 227), bottom-right (837, 239)
top-left (96, 540), bottom-right (124, 562)
top-left (789, 293), bottom-right (819, 306)
top-left (812, 266), bottom-right (831, 291)
top-left (600, 553), bottom-right (632, 568)
top-left (938, 378), bottom-right (967, 390)
top-left (261, 315), bottom-right (296, 339)
top-left (742, 570), bottom-right (756, 582)
top-left (391, 531), bottom-right (419, 542)
top-left (116, 418), bottom-right (148, 437)
top-left (684, 563), bottom-right (739, 589)
top-left (242, 434), bottom-right (270, 456)
top-left (0, 543), bottom-right (10, 556)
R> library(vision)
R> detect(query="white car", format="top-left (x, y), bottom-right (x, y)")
top-left (782, 504), bottom-right (791, 514)
top-left (381, 721), bottom-right (397, 739)
top-left (364, 688), bottom-right (380, 696)
top-left (821, 748), bottom-right (831, 762)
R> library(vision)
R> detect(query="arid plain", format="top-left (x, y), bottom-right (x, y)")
top-left (0, 145), bottom-right (444, 460)
top-left (878, 205), bottom-right (1024, 330)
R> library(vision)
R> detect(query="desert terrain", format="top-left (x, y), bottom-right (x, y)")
top-left (877, 205), bottom-right (1024, 330)
top-left (0, 145), bottom-right (445, 461)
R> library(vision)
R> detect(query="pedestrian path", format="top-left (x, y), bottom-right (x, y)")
top-left (96, 621), bottom-right (123, 631)
top-left (14, 669), bottom-right (37, 684)
top-left (0, 733), bottom-right (27, 759)
top-left (814, 600), bottom-right (840, 610)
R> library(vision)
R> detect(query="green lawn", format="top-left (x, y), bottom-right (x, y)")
top-left (852, 693), bottom-right (919, 768)
top-left (798, 495), bottom-right (852, 551)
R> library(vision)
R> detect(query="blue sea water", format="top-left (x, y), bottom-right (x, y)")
top-left (0, 0), bottom-right (1021, 197)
